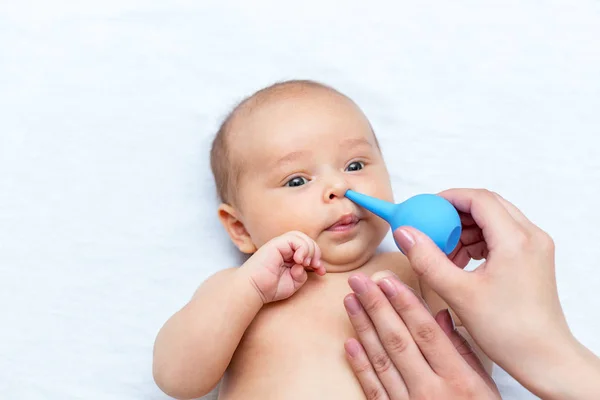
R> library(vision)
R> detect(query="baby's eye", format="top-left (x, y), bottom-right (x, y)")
top-left (345, 161), bottom-right (364, 172)
top-left (285, 176), bottom-right (308, 187)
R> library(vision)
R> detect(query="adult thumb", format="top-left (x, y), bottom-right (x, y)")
top-left (393, 226), bottom-right (472, 305)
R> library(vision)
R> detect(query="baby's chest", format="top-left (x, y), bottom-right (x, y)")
top-left (223, 287), bottom-right (367, 400)
top-left (243, 283), bottom-right (356, 355)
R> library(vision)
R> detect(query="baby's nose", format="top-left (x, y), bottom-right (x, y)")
top-left (324, 180), bottom-right (349, 202)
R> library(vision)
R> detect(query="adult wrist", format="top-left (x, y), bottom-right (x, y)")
top-left (515, 334), bottom-right (600, 400)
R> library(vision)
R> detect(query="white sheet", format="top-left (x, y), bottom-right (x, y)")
top-left (1, 1), bottom-right (599, 399)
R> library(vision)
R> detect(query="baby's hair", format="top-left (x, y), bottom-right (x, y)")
top-left (209, 79), bottom-right (343, 205)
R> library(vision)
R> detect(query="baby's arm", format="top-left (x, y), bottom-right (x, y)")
top-left (153, 267), bottom-right (262, 399)
top-left (152, 231), bottom-right (323, 400)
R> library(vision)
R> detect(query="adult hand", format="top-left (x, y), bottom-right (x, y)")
top-left (393, 188), bottom-right (600, 399)
top-left (343, 272), bottom-right (500, 399)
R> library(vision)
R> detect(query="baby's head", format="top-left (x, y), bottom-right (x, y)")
top-left (210, 80), bottom-right (394, 272)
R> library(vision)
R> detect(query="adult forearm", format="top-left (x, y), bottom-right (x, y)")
top-left (506, 335), bottom-right (600, 400)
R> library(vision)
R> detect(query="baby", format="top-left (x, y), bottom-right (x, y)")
top-left (153, 80), bottom-right (482, 399)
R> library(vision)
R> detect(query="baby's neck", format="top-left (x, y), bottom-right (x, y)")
top-left (319, 249), bottom-right (381, 274)
top-left (309, 250), bottom-right (397, 281)
top-left (287, 250), bottom-right (409, 305)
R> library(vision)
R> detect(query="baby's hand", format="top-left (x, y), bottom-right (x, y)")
top-left (241, 231), bottom-right (325, 304)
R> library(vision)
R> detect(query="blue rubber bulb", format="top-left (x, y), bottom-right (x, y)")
top-left (345, 190), bottom-right (462, 255)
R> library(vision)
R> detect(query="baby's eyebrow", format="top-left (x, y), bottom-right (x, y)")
top-left (272, 150), bottom-right (309, 169)
top-left (271, 138), bottom-right (373, 169)
top-left (341, 137), bottom-right (373, 149)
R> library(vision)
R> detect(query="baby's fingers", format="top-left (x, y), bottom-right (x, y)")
top-left (279, 232), bottom-right (307, 265)
top-left (291, 264), bottom-right (308, 285)
top-left (289, 231), bottom-right (315, 266)
top-left (280, 231), bottom-right (324, 274)
top-left (307, 242), bottom-right (325, 275)
top-left (313, 243), bottom-right (322, 267)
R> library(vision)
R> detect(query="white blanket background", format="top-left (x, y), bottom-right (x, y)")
top-left (1, 1), bottom-right (599, 399)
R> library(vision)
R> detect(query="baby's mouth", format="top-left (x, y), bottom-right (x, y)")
top-left (326, 214), bottom-right (361, 232)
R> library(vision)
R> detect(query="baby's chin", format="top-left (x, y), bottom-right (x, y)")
top-left (318, 238), bottom-right (379, 273)
top-left (316, 218), bottom-right (389, 273)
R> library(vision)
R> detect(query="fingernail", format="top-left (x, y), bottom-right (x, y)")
top-left (395, 228), bottom-right (415, 252)
top-left (306, 257), bottom-right (311, 266)
top-left (345, 339), bottom-right (360, 358)
top-left (378, 278), bottom-right (397, 297)
top-left (348, 275), bottom-right (367, 295)
top-left (447, 309), bottom-right (456, 330)
top-left (344, 295), bottom-right (362, 315)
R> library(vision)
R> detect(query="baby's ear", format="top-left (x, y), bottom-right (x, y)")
top-left (217, 204), bottom-right (257, 254)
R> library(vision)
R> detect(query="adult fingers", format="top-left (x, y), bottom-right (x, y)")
top-left (438, 189), bottom-right (523, 251)
top-left (394, 227), bottom-right (475, 307)
top-left (451, 242), bottom-right (488, 269)
top-left (491, 192), bottom-right (536, 231)
top-left (377, 276), bottom-right (474, 379)
top-left (434, 310), bottom-right (488, 381)
top-left (460, 226), bottom-right (484, 246)
top-left (344, 292), bottom-right (409, 400)
top-left (449, 226), bottom-right (487, 268)
top-left (347, 274), bottom-right (436, 391)
top-left (345, 338), bottom-right (393, 400)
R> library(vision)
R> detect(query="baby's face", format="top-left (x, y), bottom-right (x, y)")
top-left (231, 88), bottom-right (394, 272)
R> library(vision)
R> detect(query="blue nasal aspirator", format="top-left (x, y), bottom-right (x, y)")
top-left (345, 190), bottom-right (462, 255)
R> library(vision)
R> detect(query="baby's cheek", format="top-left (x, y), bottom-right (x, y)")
top-left (358, 177), bottom-right (393, 203)
top-left (374, 171), bottom-right (394, 201)
top-left (252, 202), bottom-right (316, 240)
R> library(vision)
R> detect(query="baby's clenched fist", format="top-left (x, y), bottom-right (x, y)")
top-left (240, 231), bottom-right (325, 304)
